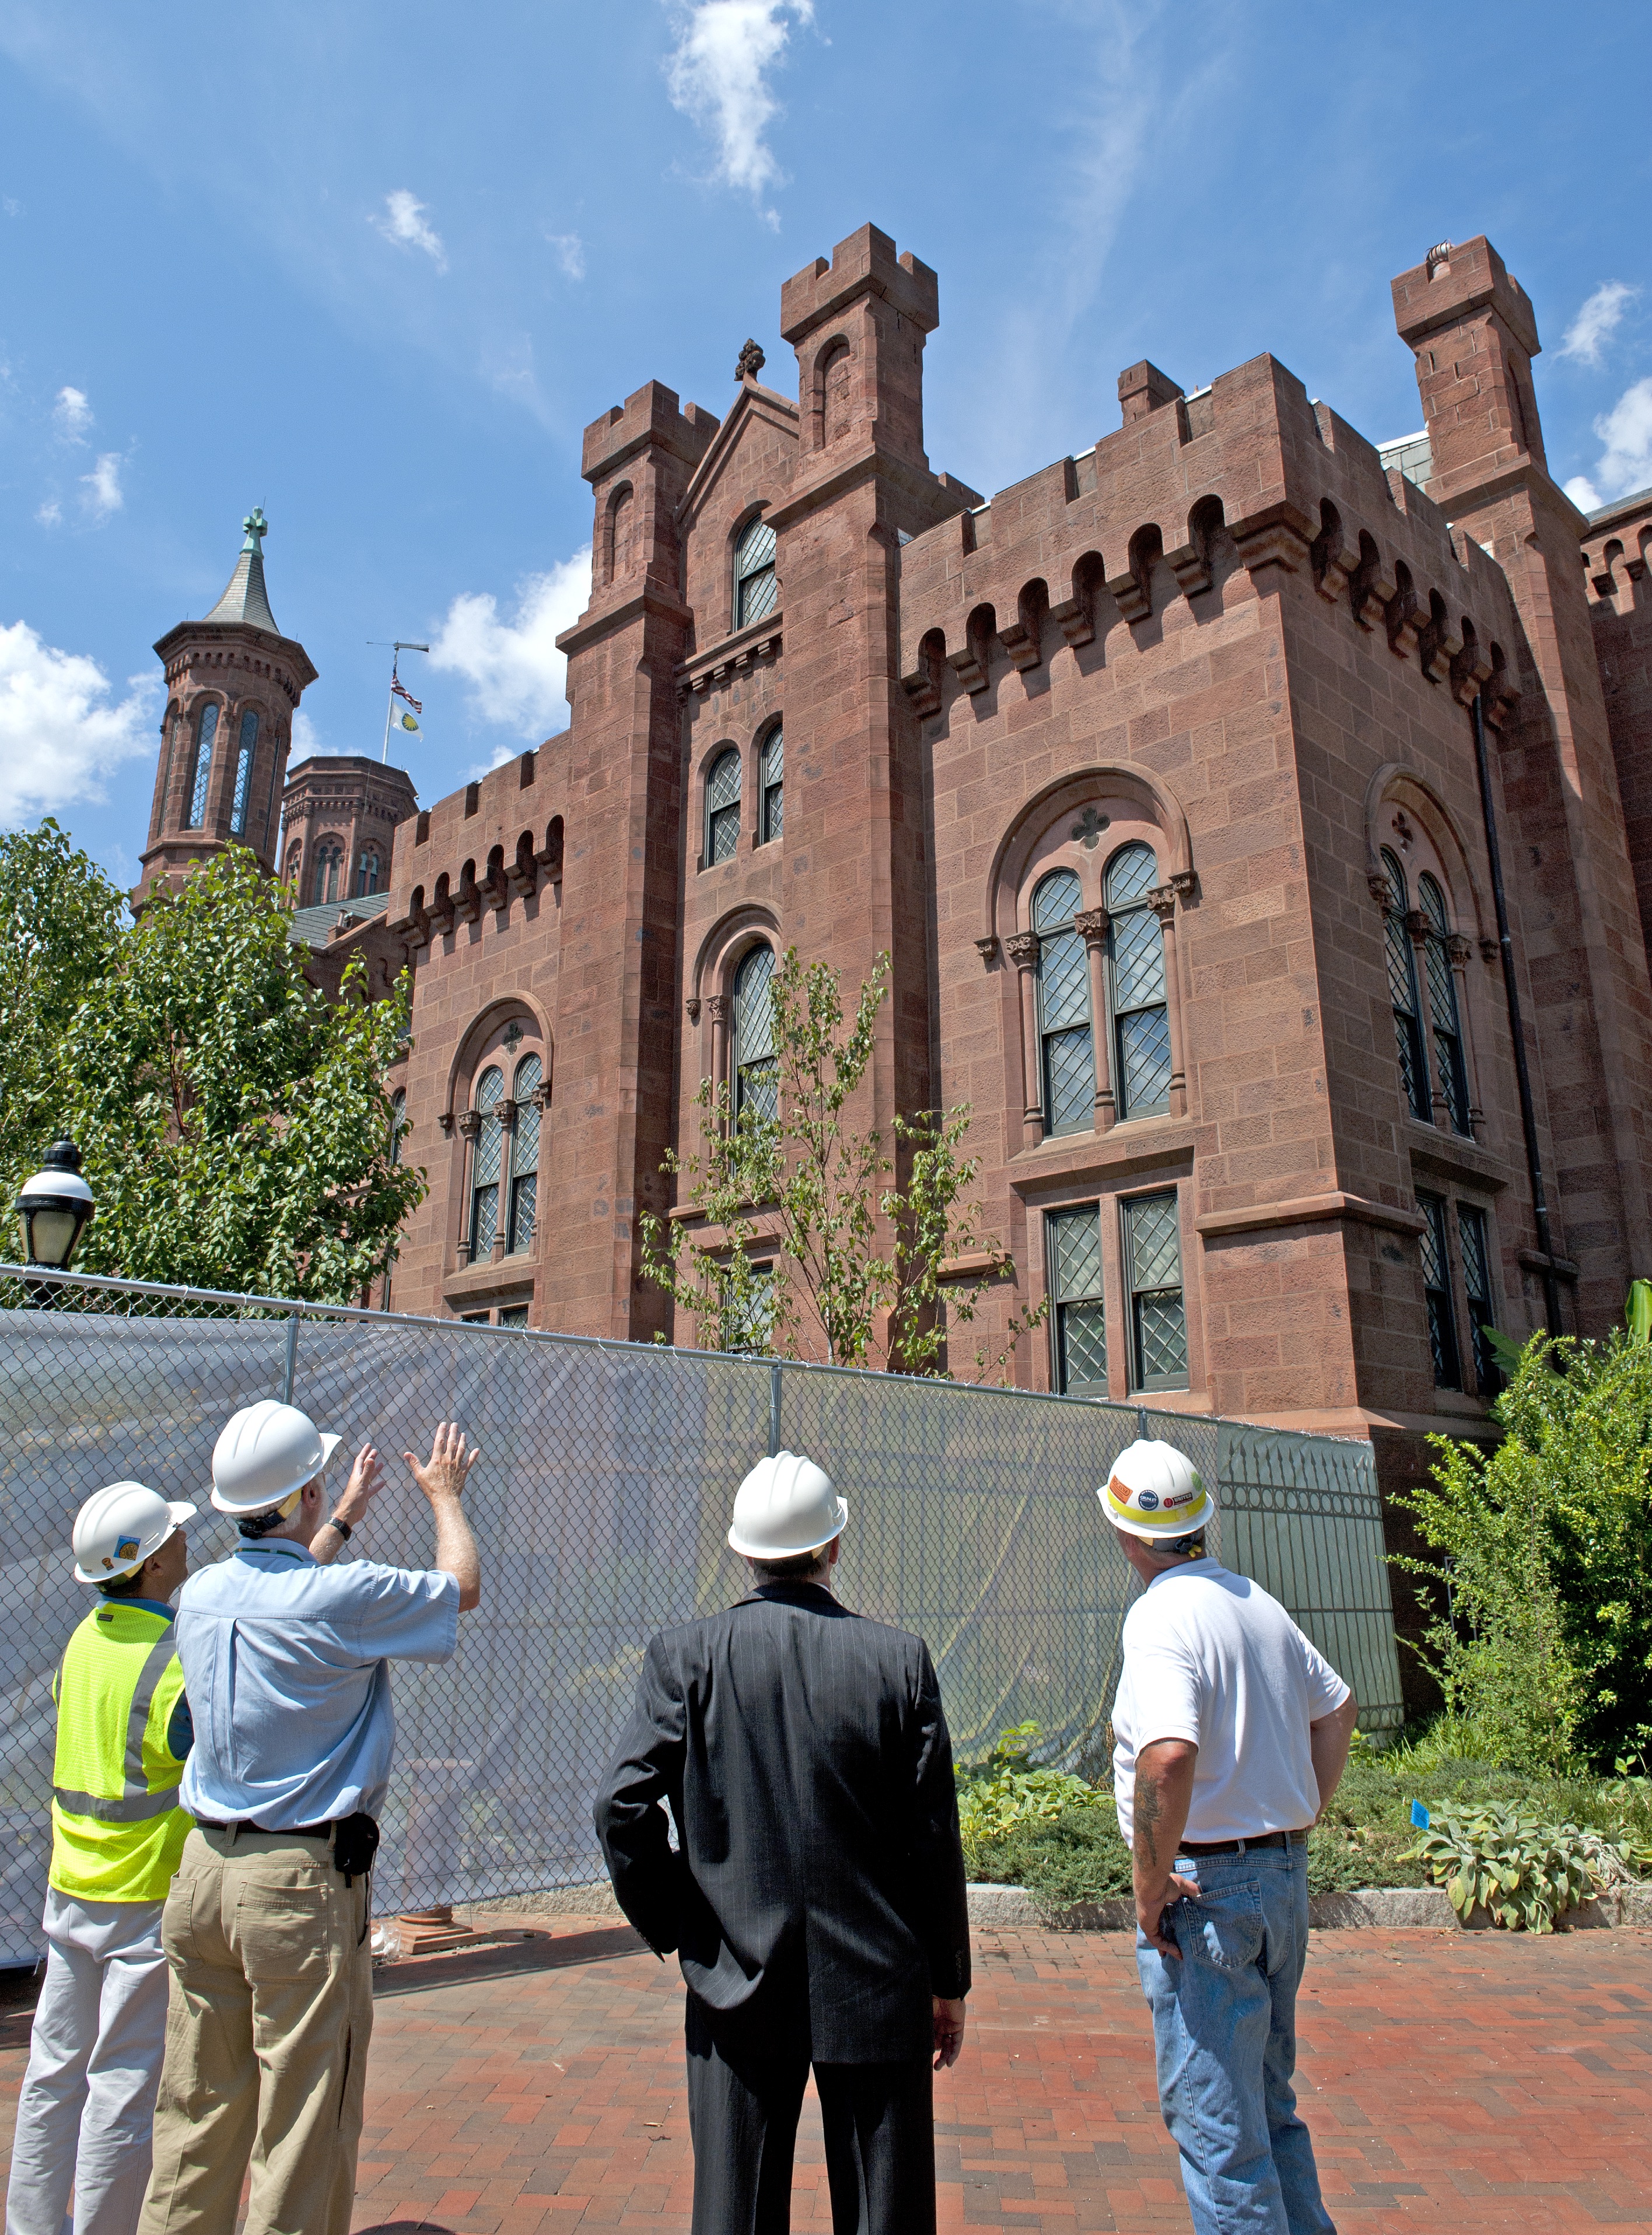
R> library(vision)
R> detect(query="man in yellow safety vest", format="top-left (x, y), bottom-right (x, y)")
top-left (5, 1481), bottom-right (196, 2235)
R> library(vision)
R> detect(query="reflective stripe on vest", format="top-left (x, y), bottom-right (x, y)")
top-left (54, 1631), bottom-right (182, 1821)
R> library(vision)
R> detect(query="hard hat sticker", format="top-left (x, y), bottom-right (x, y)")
top-left (1136, 1489), bottom-right (1160, 1510)
top-left (115, 1537), bottom-right (141, 1561)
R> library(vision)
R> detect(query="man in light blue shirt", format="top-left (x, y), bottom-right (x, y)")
top-left (136, 1405), bottom-right (481, 2235)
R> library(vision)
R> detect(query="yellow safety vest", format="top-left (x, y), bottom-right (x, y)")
top-left (50, 1601), bottom-right (192, 1904)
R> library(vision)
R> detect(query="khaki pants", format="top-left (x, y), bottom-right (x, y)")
top-left (136, 1828), bottom-right (372, 2235)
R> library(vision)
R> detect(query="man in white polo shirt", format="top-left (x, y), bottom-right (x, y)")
top-left (1102, 1440), bottom-right (1359, 2235)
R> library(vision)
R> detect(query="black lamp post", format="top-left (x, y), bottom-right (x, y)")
top-left (15, 1139), bottom-right (95, 1305)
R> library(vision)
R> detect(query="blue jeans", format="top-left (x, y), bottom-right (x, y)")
top-left (1135, 1840), bottom-right (1335, 2235)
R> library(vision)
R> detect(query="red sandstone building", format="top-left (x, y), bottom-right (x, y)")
top-left (134, 225), bottom-right (1652, 1489)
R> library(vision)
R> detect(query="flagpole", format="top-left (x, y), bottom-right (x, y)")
top-left (382, 661), bottom-right (397, 764)
top-left (368, 638), bottom-right (429, 764)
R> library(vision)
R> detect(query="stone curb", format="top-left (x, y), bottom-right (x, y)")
top-left (965, 1881), bottom-right (1652, 1932)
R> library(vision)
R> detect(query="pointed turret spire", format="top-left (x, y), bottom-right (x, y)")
top-left (202, 506), bottom-right (279, 633)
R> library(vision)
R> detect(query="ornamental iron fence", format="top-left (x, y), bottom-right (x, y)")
top-left (0, 1264), bottom-right (1403, 1960)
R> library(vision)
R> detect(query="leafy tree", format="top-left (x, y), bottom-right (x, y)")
top-left (640, 946), bottom-right (1045, 1377)
top-left (1396, 1328), bottom-right (1652, 1771)
top-left (0, 820), bottom-right (128, 1195)
top-left (21, 844), bottom-right (422, 1301)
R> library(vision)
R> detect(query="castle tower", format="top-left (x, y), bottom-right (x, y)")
top-left (134, 509), bottom-right (318, 910)
top-left (279, 754), bottom-right (418, 915)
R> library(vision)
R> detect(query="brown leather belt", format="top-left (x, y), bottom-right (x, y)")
top-left (1177, 1830), bottom-right (1309, 1856)
top-left (194, 1818), bottom-right (334, 1840)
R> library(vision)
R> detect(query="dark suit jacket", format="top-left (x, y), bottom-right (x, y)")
top-left (593, 1580), bottom-right (971, 2062)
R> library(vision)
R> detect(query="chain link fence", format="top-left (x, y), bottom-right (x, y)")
top-left (0, 1264), bottom-right (1403, 1961)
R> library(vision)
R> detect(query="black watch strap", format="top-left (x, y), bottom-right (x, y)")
top-left (327, 1517), bottom-right (352, 1541)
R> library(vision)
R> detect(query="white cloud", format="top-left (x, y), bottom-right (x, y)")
top-left (370, 189), bottom-right (447, 272)
top-left (2, 198), bottom-right (19, 219)
top-left (0, 621), bottom-right (158, 827)
top-left (663, 1), bottom-right (813, 221)
top-left (36, 499), bottom-right (61, 527)
top-left (79, 452), bottom-right (123, 517)
top-left (428, 549), bottom-right (592, 739)
top-left (1568, 377), bottom-right (1652, 511)
top-left (1559, 281), bottom-right (1637, 367)
top-left (53, 384), bottom-right (91, 439)
top-left (547, 231), bottom-right (585, 281)
top-left (290, 708), bottom-right (324, 758)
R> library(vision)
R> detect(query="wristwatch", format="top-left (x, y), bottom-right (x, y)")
top-left (326, 1517), bottom-right (352, 1542)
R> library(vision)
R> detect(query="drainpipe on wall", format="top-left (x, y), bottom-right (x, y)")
top-left (1469, 690), bottom-right (1562, 1337)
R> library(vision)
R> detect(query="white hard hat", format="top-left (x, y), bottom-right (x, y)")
top-left (72, 1481), bottom-right (196, 1585)
top-left (1098, 1438), bottom-right (1216, 1542)
top-left (209, 1400), bottom-right (341, 1516)
top-left (728, 1450), bottom-right (848, 1559)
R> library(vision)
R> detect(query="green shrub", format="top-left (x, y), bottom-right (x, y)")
top-left (968, 1802), bottom-right (1133, 1905)
top-left (1401, 1803), bottom-right (1634, 1932)
top-left (1396, 1330), bottom-right (1652, 1773)
top-left (954, 1723), bottom-right (1108, 1872)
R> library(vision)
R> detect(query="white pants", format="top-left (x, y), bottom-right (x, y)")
top-left (5, 1892), bottom-right (170, 2235)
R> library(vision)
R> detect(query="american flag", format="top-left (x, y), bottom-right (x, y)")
top-left (392, 678), bottom-right (424, 714)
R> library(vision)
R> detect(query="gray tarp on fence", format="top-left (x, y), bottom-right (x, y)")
top-left (0, 1267), bottom-right (1404, 1961)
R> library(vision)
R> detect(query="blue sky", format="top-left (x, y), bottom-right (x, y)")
top-left (3, 0), bottom-right (1649, 893)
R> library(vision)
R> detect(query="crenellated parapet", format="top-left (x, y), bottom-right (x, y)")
top-left (386, 739), bottom-right (569, 961)
top-left (896, 348), bottom-right (1523, 729)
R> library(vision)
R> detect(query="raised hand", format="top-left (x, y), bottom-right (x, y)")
top-left (403, 1421), bottom-right (480, 1506)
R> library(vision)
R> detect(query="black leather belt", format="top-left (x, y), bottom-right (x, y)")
top-left (194, 1818), bottom-right (334, 1840)
top-left (1177, 1830), bottom-right (1309, 1856)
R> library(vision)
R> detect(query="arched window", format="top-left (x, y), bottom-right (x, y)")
top-left (607, 485), bottom-right (634, 584)
top-left (187, 703), bottom-right (218, 828)
top-left (230, 709), bottom-right (258, 835)
top-left (468, 1066), bottom-right (505, 1260)
top-left (1382, 849), bottom-right (1430, 1121)
top-left (706, 749), bottom-right (741, 865)
top-left (313, 844), bottom-right (345, 906)
top-left (158, 704), bottom-right (180, 829)
top-left (1105, 843), bottom-right (1171, 1120)
top-left (735, 514), bottom-right (777, 629)
top-left (355, 847), bottom-right (382, 898)
top-left (508, 1052), bottom-right (541, 1253)
top-left (760, 722), bottom-right (783, 843)
top-left (732, 945), bottom-right (778, 1123)
top-left (284, 841), bottom-right (302, 888)
top-left (389, 1087), bottom-right (407, 1164)
top-left (1418, 874), bottom-right (1469, 1134)
top-left (1032, 869), bottom-right (1094, 1136)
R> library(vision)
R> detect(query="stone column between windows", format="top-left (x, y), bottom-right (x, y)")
top-left (494, 1102), bottom-right (517, 1263)
top-left (1074, 908), bottom-right (1115, 1132)
top-left (708, 995), bottom-right (731, 1116)
top-left (1404, 907), bottom-right (1447, 1128)
top-left (1448, 933), bottom-right (1485, 1135)
top-left (1005, 932), bottom-right (1044, 1148)
top-left (1147, 886), bottom-right (1189, 1118)
top-left (455, 1109), bottom-right (481, 1265)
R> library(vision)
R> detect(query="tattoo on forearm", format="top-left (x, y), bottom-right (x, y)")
top-left (1136, 1772), bottom-right (1161, 1870)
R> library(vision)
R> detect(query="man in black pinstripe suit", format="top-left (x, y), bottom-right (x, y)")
top-left (595, 1450), bottom-right (971, 2235)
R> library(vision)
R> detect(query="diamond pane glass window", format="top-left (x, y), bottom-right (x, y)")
top-left (187, 704), bottom-right (218, 828)
top-left (1458, 1202), bottom-right (1499, 1396)
top-left (509, 1052), bottom-right (542, 1254)
top-left (230, 711), bottom-right (258, 835)
top-left (1032, 869), bottom-right (1094, 1136)
top-left (706, 749), bottom-right (741, 865)
top-left (1383, 849), bottom-right (1432, 1122)
top-left (1419, 875), bottom-right (1471, 1135)
top-left (1105, 843), bottom-right (1170, 1118)
top-left (469, 1066), bottom-right (505, 1261)
top-left (1124, 1190), bottom-right (1188, 1391)
top-left (722, 1262), bottom-right (776, 1355)
top-left (1048, 1204), bottom-right (1107, 1394)
top-left (760, 723), bottom-right (783, 843)
top-left (736, 515), bottom-right (778, 629)
top-left (314, 847), bottom-right (344, 905)
top-left (733, 945), bottom-right (778, 1124)
top-left (1418, 1191), bottom-right (1461, 1389)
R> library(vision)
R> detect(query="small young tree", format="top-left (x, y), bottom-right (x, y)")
top-left (639, 947), bottom-right (1045, 1377)
top-left (40, 846), bottom-right (424, 1301)
top-left (1396, 1327), bottom-right (1652, 1771)
top-left (0, 820), bottom-right (128, 1195)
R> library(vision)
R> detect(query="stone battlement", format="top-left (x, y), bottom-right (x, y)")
top-left (779, 222), bottom-right (939, 345)
top-left (580, 380), bottom-right (720, 487)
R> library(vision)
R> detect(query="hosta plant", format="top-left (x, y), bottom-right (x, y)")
top-left (955, 1722), bottom-right (1107, 1860)
top-left (1402, 1804), bottom-right (1632, 1932)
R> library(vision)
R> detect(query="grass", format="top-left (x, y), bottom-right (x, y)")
top-left (961, 1718), bottom-right (1652, 1907)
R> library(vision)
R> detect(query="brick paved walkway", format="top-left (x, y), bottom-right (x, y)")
top-left (1, 1916), bottom-right (1647, 2231)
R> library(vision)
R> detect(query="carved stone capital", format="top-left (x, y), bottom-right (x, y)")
top-left (1402, 907), bottom-right (1430, 944)
top-left (1005, 931), bottom-right (1041, 971)
top-left (1073, 907), bottom-right (1111, 947)
top-left (708, 994), bottom-right (730, 1025)
top-left (438, 1109), bottom-right (457, 1139)
top-left (1446, 932), bottom-right (1475, 968)
top-left (529, 1081), bottom-right (552, 1113)
top-left (456, 1109), bottom-right (482, 1142)
top-left (1367, 868), bottom-right (1394, 911)
top-left (974, 935), bottom-right (1000, 968)
top-left (1146, 884), bottom-right (1180, 921)
top-left (685, 996), bottom-right (702, 1025)
top-left (497, 1100), bottom-right (519, 1134)
top-left (1167, 870), bottom-right (1196, 901)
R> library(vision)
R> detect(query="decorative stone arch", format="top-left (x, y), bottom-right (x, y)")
top-left (439, 996), bottom-right (555, 1271)
top-left (688, 903), bottom-right (781, 1105)
top-left (1362, 764), bottom-right (1488, 945)
top-left (981, 763), bottom-right (1194, 952)
top-left (729, 501), bottom-right (780, 634)
top-left (602, 481), bottom-right (635, 586)
top-left (804, 331), bottom-right (854, 451)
